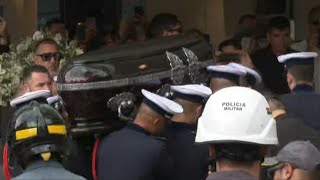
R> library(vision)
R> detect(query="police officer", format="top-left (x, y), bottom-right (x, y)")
top-left (195, 87), bottom-right (278, 179)
top-left (96, 89), bottom-right (183, 180)
top-left (278, 52), bottom-right (320, 131)
top-left (266, 97), bottom-right (320, 153)
top-left (264, 141), bottom-right (320, 180)
top-left (7, 100), bottom-right (85, 180)
top-left (207, 65), bottom-right (246, 93)
top-left (166, 84), bottom-right (212, 180)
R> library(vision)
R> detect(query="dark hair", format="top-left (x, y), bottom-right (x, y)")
top-left (308, 5), bottom-right (320, 24)
top-left (22, 65), bottom-right (50, 84)
top-left (288, 64), bottom-right (314, 82)
top-left (215, 143), bottom-right (263, 162)
top-left (267, 16), bottom-right (290, 32)
top-left (46, 17), bottom-right (65, 29)
top-left (267, 96), bottom-right (287, 112)
top-left (147, 13), bottom-right (180, 38)
top-left (218, 39), bottom-right (242, 51)
top-left (239, 14), bottom-right (256, 24)
top-left (34, 38), bottom-right (59, 53)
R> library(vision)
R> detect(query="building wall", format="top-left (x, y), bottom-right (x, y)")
top-left (293, 0), bottom-right (320, 41)
top-left (4, 0), bottom-right (37, 44)
top-left (205, 0), bottom-right (225, 48)
top-left (224, 0), bottom-right (256, 37)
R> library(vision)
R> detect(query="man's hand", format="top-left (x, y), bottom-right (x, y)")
top-left (239, 51), bottom-right (255, 68)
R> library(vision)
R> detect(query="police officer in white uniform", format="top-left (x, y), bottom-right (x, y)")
top-left (195, 87), bottom-right (278, 180)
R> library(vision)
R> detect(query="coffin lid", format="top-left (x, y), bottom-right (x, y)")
top-left (57, 32), bottom-right (213, 92)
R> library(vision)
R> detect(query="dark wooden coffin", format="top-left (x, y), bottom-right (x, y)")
top-left (57, 32), bottom-right (213, 135)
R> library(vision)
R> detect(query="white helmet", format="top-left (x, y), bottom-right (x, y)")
top-left (195, 86), bottom-right (278, 145)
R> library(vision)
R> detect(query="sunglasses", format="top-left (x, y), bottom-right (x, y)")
top-left (36, 52), bottom-right (62, 61)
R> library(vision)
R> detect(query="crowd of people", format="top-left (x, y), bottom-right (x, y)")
top-left (1, 4), bottom-right (320, 180)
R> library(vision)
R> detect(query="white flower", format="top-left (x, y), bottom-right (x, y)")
top-left (54, 33), bottom-right (63, 43)
top-left (0, 65), bottom-right (5, 75)
top-left (69, 40), bottom-right (78, 47)
top-left (75, 48), bottom-right (84, 55)
top-left (33, 31), bottom-right (44, 41)
top-left (24, 37), bottom-right (33, 49)
top-left (16, 43), bottom-right (24, 53)
top-left (1, 29), bottom-right (82, 107)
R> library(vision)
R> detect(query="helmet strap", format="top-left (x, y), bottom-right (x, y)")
top-left (40, 152), bottom-right (51, 161)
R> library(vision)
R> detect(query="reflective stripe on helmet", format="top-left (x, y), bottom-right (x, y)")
top-left (47, 125), bottom-right (67, 135)
top-left (15, 128), bottom-right (37, 140)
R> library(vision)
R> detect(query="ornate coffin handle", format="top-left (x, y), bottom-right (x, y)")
top-left (182, 47), bottom-right (201, 83)
top-left (107, 92), bottom-right (136, 121)
top-left (156, 83), bottom-right (174, 100)
top-left (166, 51), bottom-right (185, 85)
top-left (118, 101), bottom-right (136, 121)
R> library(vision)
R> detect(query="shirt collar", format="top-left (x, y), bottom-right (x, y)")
top-left (170, 121), bottom-right (194, 130)
top-left (207, 171), bottom-right (256, 179)
top-left (293, 84), bottom-right (314, 93)
top-left (127, 123), bottom-right (151, 136)
top-left (25, 160), bottom-right (63, 172)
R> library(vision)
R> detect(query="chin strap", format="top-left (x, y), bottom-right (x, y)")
top-left (3, 144), bottom-right (11, 180)
top-left (92, 138), bottom-right (100, 180)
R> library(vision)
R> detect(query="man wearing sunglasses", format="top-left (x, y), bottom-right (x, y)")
top-left (291, 5), bottom-right (320, 53)
top-left (33, 38), bottom-right (62, 77)
top-left (264, 141), bottom-right (320, 180)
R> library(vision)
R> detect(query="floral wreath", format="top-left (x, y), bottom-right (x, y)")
top-left (0, 31), bottom-right (83, 106)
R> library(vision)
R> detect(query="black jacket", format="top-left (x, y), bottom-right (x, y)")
top-left (280, 84), bottom-right (320, 130)
top-left (97, 123), bottom-right (173, 180)
top-left (272, 113), bottom-right (320, 154)
top-left (166, 122), bottom-right (209, 180)
top-left (251, 47), bottom-right (295, 94)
